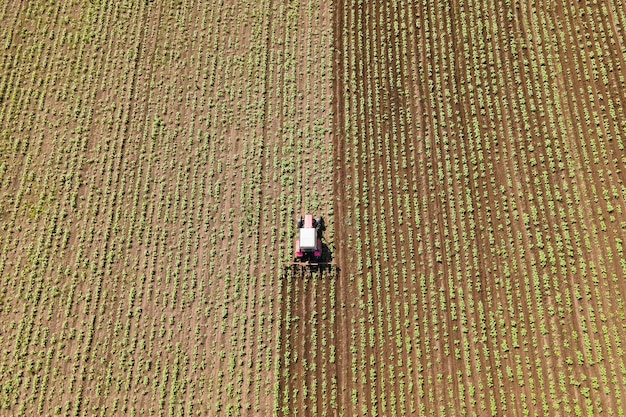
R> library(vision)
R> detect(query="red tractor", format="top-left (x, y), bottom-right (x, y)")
top-left (294, 214), bottom-right (325, 263)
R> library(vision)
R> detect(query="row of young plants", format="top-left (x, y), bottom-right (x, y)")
top-left (336, 0), bottom-right (626, 415)
top-left (0, 0), bottom-right (334, 415)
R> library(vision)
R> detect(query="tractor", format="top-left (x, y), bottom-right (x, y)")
top-left (286, 213), bottom-right (337, 278)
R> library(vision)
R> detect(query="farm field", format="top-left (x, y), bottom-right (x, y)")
top-left (0, 0), bottom-right (333, 415)
top-left (332, 0), bottom-right (626, 415)
top-left (2, 0), bottom-right (626, 417)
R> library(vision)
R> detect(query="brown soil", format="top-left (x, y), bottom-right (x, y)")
top-left (0, 0), bottom-right (333, 416)
top-left (3, 0), bottom-right (626, 416)
top-left (330, 0), bottom-right (626, 415)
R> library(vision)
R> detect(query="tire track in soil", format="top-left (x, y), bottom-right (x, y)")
top-left (331, 0), bottom-right (349, 414)
top-left (333, 0), bottom-right (420, 413)
top-left (278, 266), bottom-right (337, 416)
top-left (243, 0), bottom-right (277, 413)
top-left (276, 0), bottom-right (338, 413)
top-left (332, 0), bottom-right (395, 414)
top-left (89, 2), bottom-right (164, 413)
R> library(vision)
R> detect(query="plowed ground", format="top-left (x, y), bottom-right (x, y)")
top-left (331, 0), bottom-right (626, 415)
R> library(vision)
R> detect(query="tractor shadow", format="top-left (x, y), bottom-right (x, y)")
top-left (320, 242), bottom-right (334, 264)
top-left (277, 246), bottom-right (340, 416)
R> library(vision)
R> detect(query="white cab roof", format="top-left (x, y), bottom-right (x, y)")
top-left (299, 228), bottom-right (317, 250)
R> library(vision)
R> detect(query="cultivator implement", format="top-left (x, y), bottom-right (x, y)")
top-left (284, 262), bottom-right (339, 279)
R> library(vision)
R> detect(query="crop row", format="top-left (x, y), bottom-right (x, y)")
top-left (0, 0), bottom-right (334, 415)
top-left (335, 0), bottom-right (626, 415)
